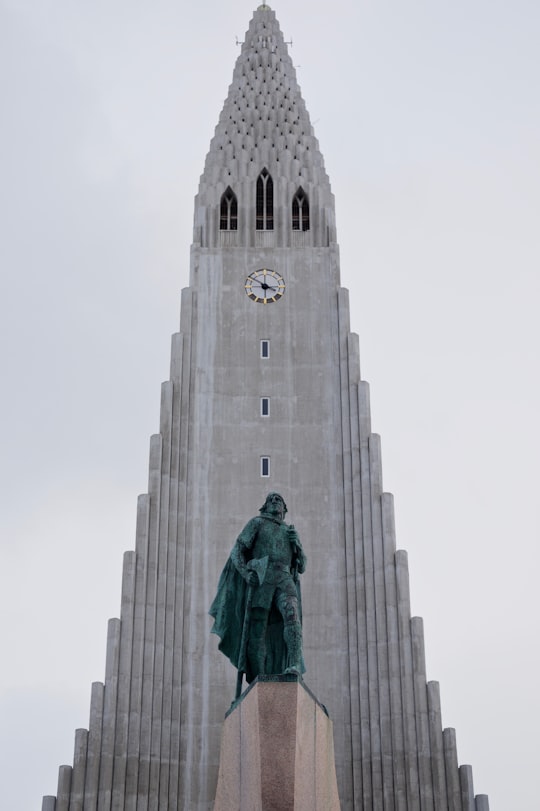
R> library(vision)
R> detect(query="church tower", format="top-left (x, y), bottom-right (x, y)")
top-left (43, 6), bottom-right (489, 810)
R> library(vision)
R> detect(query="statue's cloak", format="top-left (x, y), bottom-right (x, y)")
top-left (209, 557), bottom-right (249, 673)
top-left (209, 554), bottom-right (304, 683)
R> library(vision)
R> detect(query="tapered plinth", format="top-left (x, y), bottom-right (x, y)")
top-left (213, 675), bottom-right (341, 811)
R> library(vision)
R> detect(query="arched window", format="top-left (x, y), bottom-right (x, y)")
top-left (220, 187), bottom-right (238, 230)
top-left (256, 168), bottom-right (273, 230)
top-left (292, 187), bottom-right (310, 231)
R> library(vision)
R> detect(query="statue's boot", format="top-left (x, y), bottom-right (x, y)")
top-left (247, 611), bottom-right (267, 678)
top-left (283, 622), bottom-right (303, 676)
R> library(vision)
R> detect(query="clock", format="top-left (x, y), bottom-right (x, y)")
top-left (245, 268), bottom-right (285, 304)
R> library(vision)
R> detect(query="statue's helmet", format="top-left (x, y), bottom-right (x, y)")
top-left (260, 492), bottom-right (287, 515)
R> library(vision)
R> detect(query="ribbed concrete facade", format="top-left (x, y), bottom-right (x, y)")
top-left (43, 6), bottom-right (489, 810)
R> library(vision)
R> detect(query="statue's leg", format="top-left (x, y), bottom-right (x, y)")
top-left (247, 607), bottom-right (269, 678)
top-left (276, 586), bottom-right (303, 675)
top-left (283, 623), bottom-right (303, 676)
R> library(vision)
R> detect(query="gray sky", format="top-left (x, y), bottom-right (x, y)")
top-left (1, 1), bottom-right (539, 808)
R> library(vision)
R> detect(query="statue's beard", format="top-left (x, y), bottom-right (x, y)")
top-left (261, 507), bottom-right (284, 523)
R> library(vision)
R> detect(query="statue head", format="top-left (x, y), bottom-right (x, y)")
top-left (259, 492), bottom-right (287, 520)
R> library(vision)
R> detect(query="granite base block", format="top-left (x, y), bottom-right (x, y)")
top-left (213, 676), bottom-right (341, 810)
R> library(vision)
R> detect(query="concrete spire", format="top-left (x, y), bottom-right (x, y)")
top-left (195, 4), bottom-right (335, 249)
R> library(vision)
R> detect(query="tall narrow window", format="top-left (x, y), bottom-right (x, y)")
top-left (256, 168), bottom-right (273, 230)
top-left (220, 187), bottom-right (238, 230)
top-left (292, 187), bottom-right (310, 231)
top-left (260, 339), bottom-right (270, 359)
top-left (260, 397), bottom-right (270, 417)
top-left (261, 456), bottom-right (270, 477)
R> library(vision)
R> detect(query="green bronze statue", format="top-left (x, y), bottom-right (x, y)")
top-left (209, 493), bottom-right (306, 696)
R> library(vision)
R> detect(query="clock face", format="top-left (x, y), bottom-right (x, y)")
top-left (245, 268), bottom-right (285, 304)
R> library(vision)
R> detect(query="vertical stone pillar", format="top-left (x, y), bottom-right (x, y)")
top-left (69, 728), bottom-right (87, 811)
top-left (460, 765), bottom-right (475, 811)
top-left (55, 765), bottom-right (71, 811)
top-left (443, 728), bottom-right (462, 811)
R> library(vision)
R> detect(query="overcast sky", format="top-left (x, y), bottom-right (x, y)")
top-left (1, 1), bottom-right (539, 809)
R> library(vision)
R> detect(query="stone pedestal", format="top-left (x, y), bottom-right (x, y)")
top-left (213, 675), bottom-right (341, 811)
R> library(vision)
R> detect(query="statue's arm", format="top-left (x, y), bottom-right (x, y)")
top-left (295, 542), bottom-right (307, 574)
top-left (288, 525), bottom-right (307, 574)
top-left (231, 518), bottom-right (259, 583)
